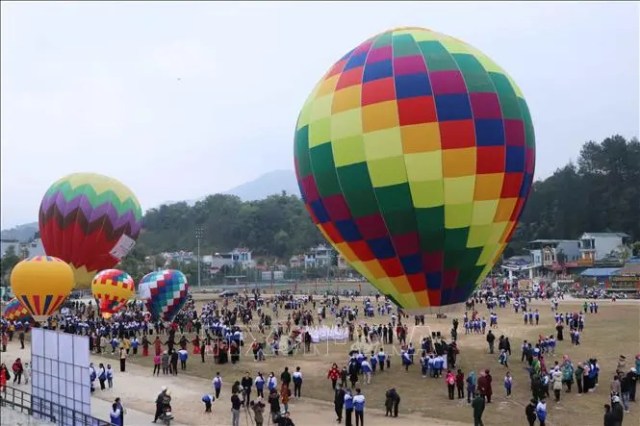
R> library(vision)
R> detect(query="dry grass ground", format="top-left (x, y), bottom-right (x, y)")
top-left (117, 296), bottom-right (640, 426)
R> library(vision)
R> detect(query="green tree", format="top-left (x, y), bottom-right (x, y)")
top-left (1, 246), bottom-right (21, 285)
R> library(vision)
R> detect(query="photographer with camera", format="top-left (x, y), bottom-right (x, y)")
top-left (275, 411), bottom-right (295, 426)
top-left (250, 397), bottom-right (265, 426)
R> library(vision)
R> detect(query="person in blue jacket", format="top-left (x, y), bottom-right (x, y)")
top-left (344, 388), bottom-right (354, 426)
top-left (353, 387), bottom-right (366, 426)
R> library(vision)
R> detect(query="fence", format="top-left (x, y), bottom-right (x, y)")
top-left (1, 386), bottom-right (112, 426)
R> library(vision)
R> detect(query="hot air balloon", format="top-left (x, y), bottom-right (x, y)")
top-left (294, 27), bottom-right (535, 313)
top-left (38, 172), bottom-right (143, 289)
top-left (10, 256), bottom-right (74, 322)
top-left (91, 269), bottom-right (135, 319)
top-left (138, 270), bottom-right (189, 321)
top-left (2, 298), bottom-right (33, 324)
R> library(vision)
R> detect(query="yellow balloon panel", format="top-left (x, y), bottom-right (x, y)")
top-left (10, 256), bottom-right (74, 321)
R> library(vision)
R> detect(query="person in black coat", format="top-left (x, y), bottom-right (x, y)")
top-left (334, 384), bottom-right (346, 423)
top-left (603, 404), bottom-right (615, 426)
top-left (525, 399), bottom-right (537, 426)
top-left (241, 372), bottom-right (253, 406)
top-left (385, 388), bottom-right (400, 417)
top-left (628, 368), bottom-right (638, 402)
top-left (610, 396), bottom-right (624, 426)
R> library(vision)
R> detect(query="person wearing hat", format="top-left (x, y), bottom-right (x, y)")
top-left (525, 399), bottom-right (537, 426)
top-left (610, 395), bottom-right (624, 425)
top-left (617, 355), bottom-right (626, 374)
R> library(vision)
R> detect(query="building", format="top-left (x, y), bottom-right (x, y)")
top-left (579, 232), bottom-right (631, 263)
top-left (289, 255), bottom-right (304, 269)
top-left (1, 238), bottom-right (46, 259)
top-left (527, 239), bottom-right (581, 273)
top-left (304, 244), bottom-right (333, 268)
top-left (206, 248), bottom-right (255, 273)
top-left (609, 260), bottom-right (640, 293)
top-left (580, 267), bottom-right (621, 285)
top-left (161, 251), bottom-right (194, 267)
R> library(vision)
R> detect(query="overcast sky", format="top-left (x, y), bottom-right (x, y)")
top-left (1, 1), bottom-right (638, 228)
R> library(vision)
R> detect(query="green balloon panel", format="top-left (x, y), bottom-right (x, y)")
top-left (294, 27), bottom-right (535, 311)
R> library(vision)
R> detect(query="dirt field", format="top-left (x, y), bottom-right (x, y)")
top-left (2, 296), bottom-right (639, 426)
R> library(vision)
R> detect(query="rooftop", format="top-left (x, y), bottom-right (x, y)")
top-left (580, 267), bottom-right (621, 277)
top-left (580, 232), bottom-right (630, 238)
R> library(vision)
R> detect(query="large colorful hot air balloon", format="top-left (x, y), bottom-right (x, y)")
top-left (10, 256), bottom-right (74, 322)
top-left (294, 27), bottom-right (535, 312)
top-left (138, 270), bottom-right (189, 321)
top-left (38, 172), bottom-right (143, 289)
top-left (91, 269), bottom-right (135, 319)
top-left (2, 298), bottom-right (33, 323)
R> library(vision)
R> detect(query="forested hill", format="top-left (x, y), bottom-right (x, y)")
top-left (138, 135), bottom-right (639, 259)
top-left (509, 135), bottom-right (640, 254)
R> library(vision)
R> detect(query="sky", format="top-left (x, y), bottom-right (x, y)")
top-left (1, 1), bottom-right (639, 229)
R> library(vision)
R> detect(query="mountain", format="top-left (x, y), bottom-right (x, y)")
top-left (1, 222), bottom-right (39, 242)
top-left (224, 169), bottom-right (300, 201)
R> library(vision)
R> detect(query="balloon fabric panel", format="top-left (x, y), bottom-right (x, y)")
top-left (91, 269), bottom-right (135, 318)
top-left (138, 270), bottom-right (189, 322)
top-left (2, 298), bottom-right (33, 323)
top-left (9, 256), bottom-right (74, 322)
top-left (294, 28), bottom-right (535, 312)
top-left (38, 173), bottom-right (143, 288)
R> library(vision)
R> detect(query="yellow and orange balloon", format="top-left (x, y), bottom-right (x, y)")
top-left (10, 256), bottom-right (74, 322)
top-left (91, 269), bottom-right (135, 319)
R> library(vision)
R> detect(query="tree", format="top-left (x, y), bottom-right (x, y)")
top-left (1, 246), bottom-right (21, 285)
top-left (512, 135), bottom-right (640, 252)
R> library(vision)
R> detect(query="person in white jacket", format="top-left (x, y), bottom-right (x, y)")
top-left (361, 359), bottom-right (372, 385)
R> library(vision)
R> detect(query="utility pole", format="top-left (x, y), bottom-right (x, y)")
top-left (195, 225), bottom-right (204, 288)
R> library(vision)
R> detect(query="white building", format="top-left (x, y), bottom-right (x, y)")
top-left (528, 239), bottom-right (581, 272)
top-left (205, 248), bottom-right (255, 273)
top-left (579, 232), bottom-right (631, 262)
top-left (289, 255), bottom-right (304, 269)
top-left (304, 244), bottom-right (333, 268)
top-left (1, 238), bottom-right (46, 259)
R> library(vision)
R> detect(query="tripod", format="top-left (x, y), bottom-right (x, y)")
top-left (243, 403), bottom-right (255, 426)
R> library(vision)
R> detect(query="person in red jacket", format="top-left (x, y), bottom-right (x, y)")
top-left (477, 369), bottom-right (493, 403)
top-left (327, 363), bottom-right (340, 389)
top-left (12, 358), bottom-right (24, 385)
top-left (455, 369), bottom-right (465, 399)
top-left (0, 362), bottom-right (8, 392)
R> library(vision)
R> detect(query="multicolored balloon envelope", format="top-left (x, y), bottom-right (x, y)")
top-left (138, 270), bottom-right (189, 321)
top-left (91, 269), bottom-right (135, 319)
top-left (294, 27), bottom-right (535, 313)
top-left (10, 256), bottom-right (74, 322)
top-left (2, 298), bottom-right (33, 324)
top-left (38, 172), bottom-right (143, 289)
